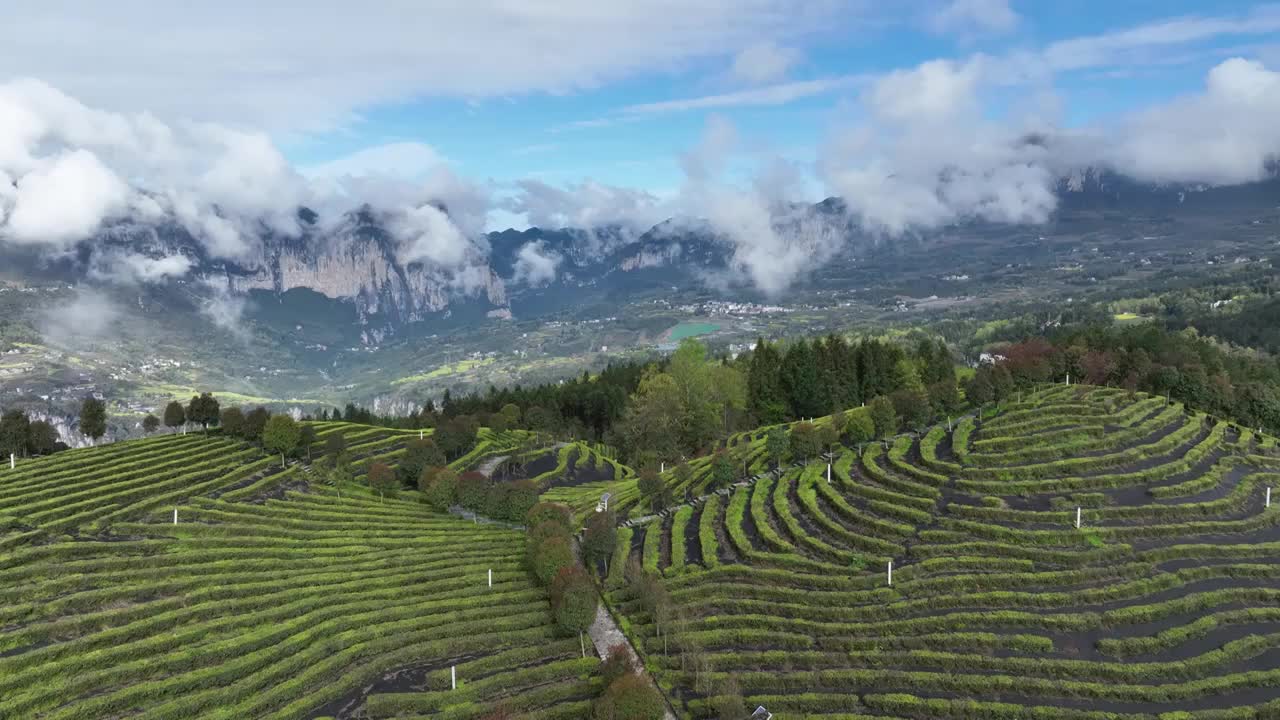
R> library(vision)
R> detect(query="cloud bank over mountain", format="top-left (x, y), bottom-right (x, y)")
top-left (4, 0), bottom-right (1280, 300)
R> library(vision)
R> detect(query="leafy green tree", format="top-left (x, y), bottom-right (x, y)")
top-left (80, 396), bottom-right (107, 444)
top-left (367, 462), bottom-right (397, 500)
top-left (649, 484), bottom-right (674, 514)
top-left (420, 466), bottom-right (458, 509)
top-left (435, 416), bottom-right (479, 460)
top-left (869, 396), bottom-right (898, 439)
top-left (526, 502), bottom-right (575, 533)
top-left (673, 461), bottom-right (693, 491)
top-left (297, 424), bottom-right (317, 460)
top-left (530, 533), bottom-right (575, 585)
top-left (163, 401), bottom-right (186, 432)
top-left (243, 407), bottom-right (271, 442)
top-left (322, 452), bottom-right (354, 493)
top-left (582, 509), bottom-right (618, 571)
top-left (456, 471), bottom-right (490, 510)
top-left (220, 408), bottom-right (245, 437)
top-left (550, 565), bottom-right (599, 657)
top-left (186, 393), bottom-right (220, 433)
top-left (891, 388), bottom-right (932, 431)
top-left (928, 378), bottom-right (962, 416)
top-left (964, 367), bottom-right (995, 405)
top-left (765, 426), bottom-right (788, 469)
top-left (0, 409), bottom-right (30, 458)
top-left (636, 467), bottom-right (663, 500)
top-left (710, 450), bottom-right (736, 489)
top-left (498, 402), bottom-right (522, 428)
top-left (845, 408), bottom-right (876, 445)
top-left (142, 414), bottom-right (160, 435)
top-left (789, 421), bottom-right (821, 461)
top-left (505, 479), bottom-right (540, 522)
top-left (398, 438), bottom-right (446, 486)
top-left (262, 414), bottom-right (301, 467)
top-left (617, 370), bottom-right (683, 461)
top-left (27, 421), bottom-right (59, 456)
top-left (593, 673), bottom-right (665, 720)
top-left (817, 421), bottom-right (840, 455)
top-left (324, 431), bottom-right (347, 459)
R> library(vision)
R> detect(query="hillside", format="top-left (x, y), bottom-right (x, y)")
top-left (0, 424), bottom-right (600, 719)
top-left (3, 386), bottom-right (1280, 718)
top-left (610, 385), bottom-right (1280, 717)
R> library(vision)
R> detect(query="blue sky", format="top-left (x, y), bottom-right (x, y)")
top-left (3, 0), bottom-right (1280, 244)
top-left (268, 0), bottom-right (1278, 227)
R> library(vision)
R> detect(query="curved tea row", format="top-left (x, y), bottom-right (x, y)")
top-left (613, 386), bottom-right (1280, 719)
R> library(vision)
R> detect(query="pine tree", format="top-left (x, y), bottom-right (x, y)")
top-left (781, 339), bottom-right (823, 419)
top-left (747, 338), bottom-right (788, 424)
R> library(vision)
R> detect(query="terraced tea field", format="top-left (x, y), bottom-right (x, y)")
top-left (615, 386), bottom-right (1280, 718)
top-left (0, 423), bottom-right (596, 719)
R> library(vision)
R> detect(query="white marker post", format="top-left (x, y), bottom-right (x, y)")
top-left (826, 463), bottom-right (832, 484)
top-left (1267, 487), bottom-right (1272, 509)
top-left (451, 665), bottom-right (456, 690)
top-left (8, 453), bottom-right (13, 470)
top-left (419, 429), bottom-right (424, 440)
top-left (488, 568), bottom-right (493, 587)
top-left (1075, 506), bottom-right (1082, 529)
top-left (660, 461), bottom-right (665, 473)
top-left (173, 508), bottom-right (178, 525)
top-left (1066, 373), bottom-right (1070, 386)
top-left (887, 560), bottom-right (893, 586)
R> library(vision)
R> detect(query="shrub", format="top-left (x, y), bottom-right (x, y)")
top-left (583, 510), bottom-right (619, 569)
top-left (420, 467), bottom-right (457, 510)
top-left (457, 471), bottom-right (490, 510)
top-left (504, 479), bottom-right (539, 523)
top-left (397, 438), bottom-right (445, 486)
top-left (594, 673), bottom-right (664, 720)
top-left (599, 644), bottom-right (635, 687)
top-left (530, 534), bottom-right (575, 585)
top-left (527, 502), bottom-right (575, 533)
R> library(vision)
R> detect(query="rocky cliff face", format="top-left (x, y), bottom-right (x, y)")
top-left (84, 208), bottom-right (509, 332)
top-left (224, 213), bottom-right (506, 325)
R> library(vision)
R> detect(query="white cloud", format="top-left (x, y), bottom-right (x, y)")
top-left (89, 251), bottom-right (194, 284)
top-left (1043, 7), bottom-right (1280, 72)
top-left (675, 116), bottom-right (848, 296)
top-left (37, 288), bottom-right (124, 348)
top-left (1105, 57), bottom-right (1280, 184)
top-left (869, 57), bottom-right (983, 122)
top-left (506, 179), bottom-right (665, 232)
top-left (0, 1), bottom-right (848, 130)
top-left (512, 241), bottom-right (564, 286)
top-left (820, 55), bottom-right (1060, 235)
top-left (928, 0), bottom-right (1019, 36)
top-left (619, 75), bottom-right (865, 115)
top-left (0, 79), bottom-right (493, 293)
top-left (731, 41), bottom-right (802, 85)
top-left (302, 142), bottom-right (446, 180)
top-left (1, 149), bottom-right (129, 247)
top-left (389, 204), bottom-right (471, 268)
top-left (198, 277), bottom-right (251, 339)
